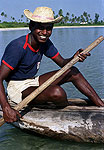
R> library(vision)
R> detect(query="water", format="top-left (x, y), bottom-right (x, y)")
top-left (0, 27), bottom-right (104, 149)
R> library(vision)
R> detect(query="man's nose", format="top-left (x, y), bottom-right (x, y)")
top-left (42, 29), bottom-right (47, 35)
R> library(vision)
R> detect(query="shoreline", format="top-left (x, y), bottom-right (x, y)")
top-left (0, 25), bottom-right (104, 31)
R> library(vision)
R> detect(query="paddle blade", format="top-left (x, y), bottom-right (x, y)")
top-left (0, 118), bottom-right (5, 127)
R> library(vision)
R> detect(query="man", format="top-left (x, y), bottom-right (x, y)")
top-left (0, 7), bottom-right (104, 123)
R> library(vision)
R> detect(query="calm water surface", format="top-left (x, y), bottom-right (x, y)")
top-left (0, 27), bottom-right (104, 149)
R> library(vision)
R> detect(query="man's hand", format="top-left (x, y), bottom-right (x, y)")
top-left (3, 104), bottom-right (21, 123)
top-left (73, 48), bottom-right (91, 62)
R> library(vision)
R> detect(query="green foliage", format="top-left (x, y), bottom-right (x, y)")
top-left (94, 13), bottom-right (100, 24)
top-left (0, 9), bottom-right (104, 28)
top-left (0, 22), bottom-right (28, 28)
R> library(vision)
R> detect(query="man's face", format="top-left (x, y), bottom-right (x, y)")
top-left (32, 22), bottom-right (53, 43)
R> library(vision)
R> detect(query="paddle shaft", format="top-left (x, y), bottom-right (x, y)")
top-left (0, 35), bottom-right (104, 126)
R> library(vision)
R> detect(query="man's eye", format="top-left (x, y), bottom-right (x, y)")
top-left (39, 26), bottom-right (44, 30)
top-left (38, 26), bottom-right (53, 31)
top-left (46, 27), bottom-right (52, 31)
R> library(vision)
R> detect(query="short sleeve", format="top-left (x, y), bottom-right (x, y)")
top-left (43, 39), bottom-right (59, 59)
top-left (1, 40), bottom-right (25, 70)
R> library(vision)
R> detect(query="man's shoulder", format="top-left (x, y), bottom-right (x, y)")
top-left (7, 35), bottom-right (26, 49)
top-left (5, 35), bottom-right (27, 56)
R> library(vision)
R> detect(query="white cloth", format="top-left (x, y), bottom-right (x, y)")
top-left (7, 76), bottom-right (39, 104)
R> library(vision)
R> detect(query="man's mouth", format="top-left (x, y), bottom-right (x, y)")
top-left (40, 35), bottom-right (47, 40)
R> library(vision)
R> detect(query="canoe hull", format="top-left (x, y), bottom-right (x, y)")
top-left (13, 105), bottom-right (104, 143)
top-left (1, 98), bottom-right (104, 143)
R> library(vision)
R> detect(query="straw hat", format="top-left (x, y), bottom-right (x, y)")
top-left (24, 7), bottom-right (63, 23)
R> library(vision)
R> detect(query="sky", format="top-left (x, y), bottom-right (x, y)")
top-left (0, 0), bottom-right (104, 22)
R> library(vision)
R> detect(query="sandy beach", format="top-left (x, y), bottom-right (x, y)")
top-left (0, 26), bottom-right (104, 31)
top-left (0, 27), bottom-right (29, 31)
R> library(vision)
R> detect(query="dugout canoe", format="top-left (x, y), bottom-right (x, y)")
top-left (0, 98), bottom-right (104, 143)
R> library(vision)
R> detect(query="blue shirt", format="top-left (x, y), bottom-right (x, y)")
top-left (1, 34), bottom-right (59, 81)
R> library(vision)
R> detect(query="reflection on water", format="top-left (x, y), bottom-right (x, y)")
top-left (0, 27), bottom-right (104, 149)
top-left (0, 124), bottom-right (104, 150)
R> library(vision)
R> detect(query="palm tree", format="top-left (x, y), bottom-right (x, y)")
top-left (71, 14), bottom-right (74, 18)
top-left (71, 14), bottom-right (75, 23)
top-left (90, 18), bottom-right (93, 24)
top-left (76, 16), bottom-right (80, 23)
top-left (26, 18), bottom-right (29, 23)
top-left (1, 12), bottom-right (5, 22)
top-left (71, 18), bottom-right (75, 23)
top-left (87, 14), bottom-right (91, 23)
top-left (74, 16), bottom-right (77, 23)
top-left (4, 14), bottom-right (7, 21)
top-left (94, 13), bottom-right (99, 24)
top-left (21, 14), bottom-right (24, 22)
top-left (53, 11), bottom-right (58, 19)
top-left (58, 9), bottom-right (64, 24)
top-left (80, 15), bottom-right (85, 22)
top-left (64, 12), bottom-right (70, 23)
top-left (58, 9), bottom-right (63, 17)
top-left (54, 14), bottom-right (58, 19)
top-left (83, 11), bottom-right (87, 21)
top-left (1, 12), bottom-right (7, 22)
top-left (11, 16), bottom-right (15, 22)
top-left (1, 12), bottom-right (4, 17)
top-left (66, 12), bottom-right (70, 16)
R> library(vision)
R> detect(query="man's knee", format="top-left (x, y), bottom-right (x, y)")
top-left (50, 85), bottom-right (66, 99)
top-left (70, 66), bottom-right (80, 75)
top-left (67, 66), bottom-right (81, 81)
top-left (49, 85), bottom-right (69, 108)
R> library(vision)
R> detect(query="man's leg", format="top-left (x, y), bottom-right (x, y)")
top-left (22, 66), bottom-right (104, 107)
top-left (59, 66), bottom-right (104, 106)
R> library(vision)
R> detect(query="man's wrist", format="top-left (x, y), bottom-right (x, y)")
top-left (1, 101), bottom-right (10, 111)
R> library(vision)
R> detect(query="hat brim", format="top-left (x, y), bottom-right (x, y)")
top-left (24, 9), bottom-right (63, 23)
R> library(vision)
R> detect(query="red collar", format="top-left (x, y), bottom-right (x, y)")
top-left (23, 34), bottom-right (39, 52)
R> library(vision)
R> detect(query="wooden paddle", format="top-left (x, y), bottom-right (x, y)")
top-left (0, 35), bottom-right (104, 126)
